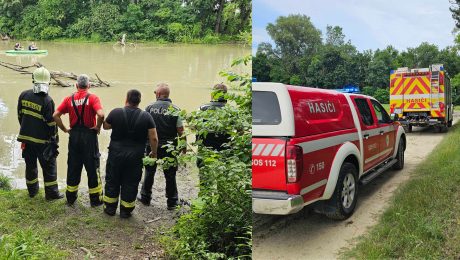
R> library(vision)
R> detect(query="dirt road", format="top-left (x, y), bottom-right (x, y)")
top-left (253, 123), bottom-right (455, 260)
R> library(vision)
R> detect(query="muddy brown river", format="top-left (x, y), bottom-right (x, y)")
top-left (0, 41), bottom-right (249, 189)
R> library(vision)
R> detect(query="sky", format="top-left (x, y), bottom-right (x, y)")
top-left (253, 0), bottom-right (457, 54)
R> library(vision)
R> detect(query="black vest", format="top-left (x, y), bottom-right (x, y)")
top-left (200, 101), bottom-right (226, 111)
top-left (17, 89), bottom-right (55, 144)
top-left (198, 100), bottom-right (231, 150)
top-left (145, 99), bottom-right (180, 145)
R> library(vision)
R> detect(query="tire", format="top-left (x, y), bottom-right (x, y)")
top-left (392, 139), bottom-right (405, 170)
top-left (325, 162), bottom-right (358, 220)
top-left (448, 120), bottom-right (453, 127)
top-left (438, 124), bottom-right (448, 133)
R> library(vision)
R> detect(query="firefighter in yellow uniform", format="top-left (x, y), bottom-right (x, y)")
top-left (17, 67), bottom-right (63, 200)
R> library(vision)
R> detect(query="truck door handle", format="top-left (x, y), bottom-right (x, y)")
top-left (379, 131), bottom-right (384, 135)
top-left (364, 134), bottom-right (369, 139)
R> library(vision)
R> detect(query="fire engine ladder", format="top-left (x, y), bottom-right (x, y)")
top-left (431, 70), bottom-right (440, 108)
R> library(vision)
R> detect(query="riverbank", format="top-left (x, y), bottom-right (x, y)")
top-left (344, 123), bottom-right (460, 259)
top-left (0, 165), bottom-right (198, 259)
top-left (2, 34), bottom-right (251, 45)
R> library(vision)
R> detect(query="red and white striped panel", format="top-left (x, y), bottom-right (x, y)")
top-left (252, 143), bottom-right (285, 157)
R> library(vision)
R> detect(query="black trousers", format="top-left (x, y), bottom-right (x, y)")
top-left (140, 145), bottom-right (178, 207)
top-left (104, 143), bottom-right (144, 214)
top-left (66, 127), bottom-right (102, 204)
top-left (22, 143), bottom-right (60, 197)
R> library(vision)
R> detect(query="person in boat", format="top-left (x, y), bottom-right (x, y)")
top-left (28, 42), bottom-right (38, 51)
top-left (14, 42), bottom-right (23, 51)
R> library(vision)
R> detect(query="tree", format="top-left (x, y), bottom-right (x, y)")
top-left (325, 25), bottom-right (345, 46)
top-left (266, 14), bottom-right (322, 58)
top-left (265, 14), bottom-right (322, 82)
top-left (366, 58), bottom-right (388, 88)
top-left (450, 0), bottom-right (460, 29)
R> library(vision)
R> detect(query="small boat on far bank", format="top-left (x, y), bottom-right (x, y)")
top-left (5, 49), bottom-right (48, 55)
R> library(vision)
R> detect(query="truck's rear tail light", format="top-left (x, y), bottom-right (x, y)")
top-left (286, 145), bottom-right (303, 183)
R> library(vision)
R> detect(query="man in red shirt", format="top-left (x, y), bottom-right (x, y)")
top-left (53, 74), bottom-right (105, 206)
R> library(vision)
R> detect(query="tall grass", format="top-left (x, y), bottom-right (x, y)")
top-left (0, 174), bottom-right (12, 191)
top-left (0, 229), bottom-right (65, 259)
top-left (344, 124), bottom-right (460, 259)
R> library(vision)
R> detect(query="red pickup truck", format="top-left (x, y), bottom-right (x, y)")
top-left (252, 83), bottom-right (406, 219)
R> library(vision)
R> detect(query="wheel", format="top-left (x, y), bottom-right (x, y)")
top-left (325, 162), bottom-right (358, 220)
top-left (392, 139), bottom-right (405, 170)
top-left (448, 120), bottom-right (453, 127)
top-left (442, 125), bottom-right (448, 133)
top-left (438, 124), bottom-right (448, 133)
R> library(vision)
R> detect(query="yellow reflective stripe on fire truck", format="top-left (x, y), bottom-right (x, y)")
top-left (44, 180), bottom-right (57, 187)
top-left (18, 135), bottom-right (47, 144)
top-left (120, 200), bottom-right (135, 208)
top-left (103, 195), bottom-right (118, 204)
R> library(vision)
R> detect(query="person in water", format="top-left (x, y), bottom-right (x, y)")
top-left (28, 42), bottom-right (38, 51)
top-left (14, 42), bottom-right (23, 51)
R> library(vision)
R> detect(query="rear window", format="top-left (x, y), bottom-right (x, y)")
top-left (252, 91), bottom-right (281, 125)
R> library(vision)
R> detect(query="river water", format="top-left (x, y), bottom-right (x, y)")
top-left (0, 41), bottom-right (249, 189)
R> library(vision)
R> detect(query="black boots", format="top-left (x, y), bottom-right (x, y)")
top-left (45, 192), bottom-right (64, 201)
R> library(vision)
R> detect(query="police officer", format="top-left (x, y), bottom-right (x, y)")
top-left (138, 83), bottom-right (185, 210)
top-left (197, 83), bottom-right (231, 151)
top-left (53, 74), bottom-right (104, 206)
top-left (103, 89), bottom-right (158, 218)
top-left (17, 67), bottom-right (63, 200)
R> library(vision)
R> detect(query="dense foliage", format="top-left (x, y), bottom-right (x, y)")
top-left (253, 14), bottom-right (460, 103)
top-left (0, 0), bottom-right (251, 43)
top-left (162, 56), bottom-right (251, 258)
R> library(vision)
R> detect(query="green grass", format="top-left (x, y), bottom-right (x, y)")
top-left (0, 175), bottom-right (12, 191)
top-left (0, 188), bottom-right (145, 259)
top-left (343, 124), bottom-right (460, 259)
top-left (0, 189), bottom-right (68, 258)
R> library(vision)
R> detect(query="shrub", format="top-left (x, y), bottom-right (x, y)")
top-left (202, 33), bottom-right (221, 44)
top-left (167, 22), bottom-right (184, 42)
top-left (374, 88), bottom-right (390, 104)
top-left (361, 86), bottom-right (377, 96)
top-left (162, 56), bottom-right (252, 258)
top-left (39, 26), bottom-right (63, 39)
top-left (290, 75), bottom-right (302, 85)
top-left (0, 174), bottom-right (11, 191)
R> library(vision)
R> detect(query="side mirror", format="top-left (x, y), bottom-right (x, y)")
top-left (390, 113), bottom-right (399, 121)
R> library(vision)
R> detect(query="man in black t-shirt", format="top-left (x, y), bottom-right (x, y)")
top-left (102, 89), bottom-right (158, 218)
